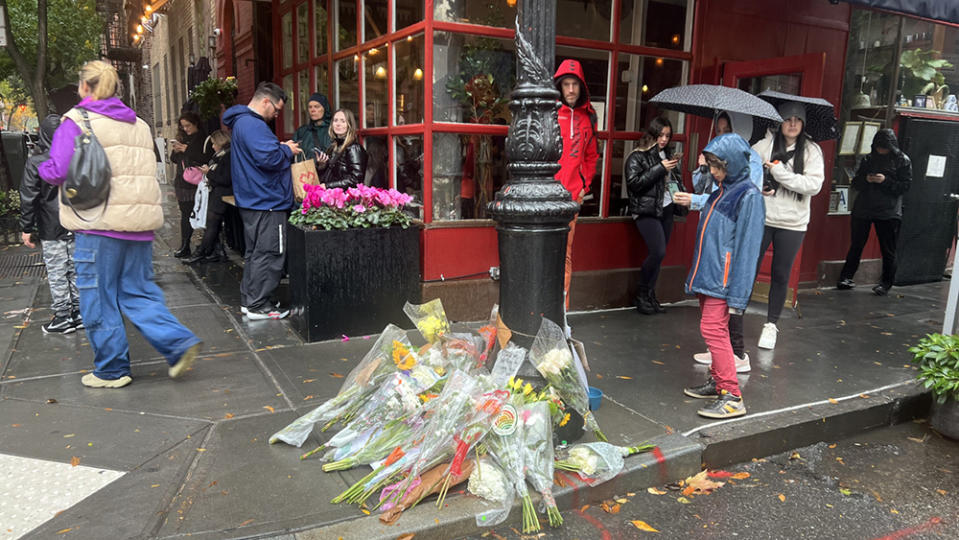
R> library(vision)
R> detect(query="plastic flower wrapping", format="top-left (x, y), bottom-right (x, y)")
top-left (289, 184), bottom-right (414, 230)
top-left (404, 299), bottom-right (450, 343)
top-left (521, 402), bottom-right (562, 527)
top-left (555, 442), bottom-right (655, 484)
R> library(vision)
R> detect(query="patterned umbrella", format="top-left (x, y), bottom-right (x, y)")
top-left (754, 90), bottom-right (839, 143)
top-left (648, 84), bottom-right (784, 123)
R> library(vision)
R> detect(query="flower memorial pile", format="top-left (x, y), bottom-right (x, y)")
top-left (268, 299), bottom-right (654, 531)
top-left (289, 183), bottom-right (414, 230)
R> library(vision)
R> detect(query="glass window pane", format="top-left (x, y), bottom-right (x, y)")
top-left (336, 56), bottom-right (360, 114)
top-left (432, 133), bottom-right (507, 221)
top-left (557, 0), bottom-right (612, 42)
top-left (395, 34), bottom-right (425, 125)
top-left (578, 139), bottom-right (604, 217)
top-left (433, 32), bottom-right (515, 124)
top-left (365, 0), bottom-right (388, 40)
top-left (315, 64), bottom-right (329, 97)
top-left (737, 74), bottom-right (801, 95)
top-left (282, 11), bottom-right (293, 69)
top-left (644, 0), bottom-right (686, 49)
top-left (364, 135), bottom-right (390, 188)
top-left (555, 47), bottom-right (610, 131)
top-left (298, 69), bottom-right (311, 127)
top-left (314, 0), bottom-right (328, 56)
top-left (395, 0), bottom-right (424, 31)
top-left (396, 134), bottom-right (424, 219)
top-left (297, 2), bottom-right (310, 64)
top-left (337, 0), bottom-right (357, 50)
top-left (434, 0), bottom-right (516, 28)
top-left (363, 46), bottom-right (389, 128)
top-left (614, 54), bottom-right (686, 133)
top-left (283, 74), bottom-right (295, 134)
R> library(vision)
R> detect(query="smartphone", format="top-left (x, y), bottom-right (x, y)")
top-left (667, 181), bottom-right (682, 197)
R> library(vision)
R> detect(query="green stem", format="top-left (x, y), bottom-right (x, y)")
top-left (300, 444), bottom-right (326, 460)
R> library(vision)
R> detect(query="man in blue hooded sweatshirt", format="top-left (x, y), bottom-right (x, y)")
top-left (222, 82), bottom-right (301, 319)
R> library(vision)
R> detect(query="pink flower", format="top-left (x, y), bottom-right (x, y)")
top-left (353, 204), bottom-right (366, 213)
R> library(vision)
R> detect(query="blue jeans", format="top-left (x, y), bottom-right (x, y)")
top-left (74, 233), bottom-right (200, 380)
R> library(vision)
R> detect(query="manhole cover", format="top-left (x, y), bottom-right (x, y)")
top-left (0, 252), bottom-right (46, 279)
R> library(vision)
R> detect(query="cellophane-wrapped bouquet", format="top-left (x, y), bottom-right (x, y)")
top-left (520, 401), bottom-right (562, 527)
top-left (555, 442), bottom-right (655, 484)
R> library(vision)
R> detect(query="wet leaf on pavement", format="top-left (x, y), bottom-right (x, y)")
top-left (330, 373), bottom-right (345, 378)
top-left (601, 499), bottom-right (621, 513)
top-left (631, 520), bottom-right (659, 532)
top-left (682, 470), bottom-right (724, 496)
top-left (70, 456), bottom-right (80, 467)
top-left (648, 487), bottom-right (668, 495)
top-left (676, 497), bottom-right (691, 504)
top-left (263, 406), bottom-right (275, 413)
top-left (777, 494), bottom-right (786, 502)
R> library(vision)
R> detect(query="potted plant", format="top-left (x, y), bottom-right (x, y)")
top-left (286, 184), bottom-right (421, 342)
top-left (908, 333), bottom-right (959, 439)
top-left (899, 49), bottom-right (953, 104)
top-left (0, 189), bottom-right (21, 245)
top-left (189, 76), bottom-right (238, 121)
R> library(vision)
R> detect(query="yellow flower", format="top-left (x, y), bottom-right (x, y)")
top-left (392, 340), bottom-right (416, 370)
top-left (523, 382), bottom-right (533, 396)
top-left (559, 413), bottom-right (571, 427)
top-left (507, 376), bottom-right (515, 389)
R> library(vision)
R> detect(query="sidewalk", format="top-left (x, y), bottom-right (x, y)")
top-left (0, 199), bottom-right (939, 539)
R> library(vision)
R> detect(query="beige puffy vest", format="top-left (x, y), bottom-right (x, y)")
top-left (59, 108), bottom-right (164, 232)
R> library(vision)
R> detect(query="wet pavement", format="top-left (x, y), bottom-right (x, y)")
top-left (0, 189), bottom-right (948, 539)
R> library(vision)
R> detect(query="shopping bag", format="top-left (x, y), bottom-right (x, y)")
top-left (189, 178), bottom-right (209, 229)
top-left (291, 153), bottom-right (318, 202)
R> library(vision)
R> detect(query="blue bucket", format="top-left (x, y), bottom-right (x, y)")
top-left (588, 386), bottom-right (603, 411)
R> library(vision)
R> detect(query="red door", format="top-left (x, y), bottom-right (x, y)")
top-left (721, 52), bottom-right (826, 310)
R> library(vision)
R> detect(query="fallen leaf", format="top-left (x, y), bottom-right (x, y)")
top-left (631, 520), bottom-right (659, 532)
top-left (197, 448), bottom-right (207, 452)
top-left (11, 424), bottom-right (21, 428)
top-left (579, 504), bottom-right (590, 512)
top-left (839, 488), bottom-right (852, 496)
top-left (777, 494), bottom-right (786, 502)
top-left (302, 379), bottom-right (316, 383)
top-left (859, 394), bottom-right (870, 399)
top-left (615, 497), bottom-right (629, 504)
top-left (396, 534), bottom-right (415, 540)
top-left (63, 434), bottom-right (75, 438)
top-left (601, 500), bottom-right (621, 513)
top-left (595, 374), bottom-right (603, 379)
top-left (828, 444), bottom-right (837, 449)
top-left (651, 360), bottom-right (665, 365)
top-left (836, 457), bottom-right (845, 465)
top-left (789, 452), bottom-right (802, 460)
top-left (46, 398), bottom-right (57, 404)
top-left (890, 508), bottom-right (899, 514)
top-left (731, 472), bottom-right (750, 480)
top-left (907, 436), bottom-right (926, 444)
top-left (263, 406), bottom-right (275, 413)
top-left (330, 372), bottom-right (345, 378)
top-left (870, 490), bottom-right (882, 502)
top-left (936, 489), bottom-right (948, 495)
top-left (70, 456), bottom-right (80, 467)
top-left (828, 398), bottom-right (839, 404)
top-left (880, 331), bottom-right (893, 336)
top-left (676, 497), bottom-right (691, 504)
top-left (627, 492), bottom-right (636, 496)
top-left (224, 413), bottom-right (234, 419)
top-left (683, 470), bottom-right (724, 496)
top-left (239, 519), bottom-right (254, 527)
top-left (303, 395), bottom-right (314, 401)
top-left (647, 487), bottom-right (667, 495)
top-left (151, 484), bottom-right (160, 488)
top-left (56, 528), bottom-right (72, 534)
top-left (616, 375), bottom-right (633, 380)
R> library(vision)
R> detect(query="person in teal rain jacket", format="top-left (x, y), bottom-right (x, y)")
top-left (681, 134), bottom-right (765, 420)
top-left (294, 93), bottom-right (332, 164)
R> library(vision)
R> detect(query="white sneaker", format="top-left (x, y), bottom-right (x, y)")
top-left (758, 323), bottom-right (778, 350)
top-left (692, 351), bottom-right (751, 373)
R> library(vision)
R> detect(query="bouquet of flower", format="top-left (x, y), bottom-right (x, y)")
top-left (531, 317), bottom-right (607, 442)
top-left (520, 402), bottom-right (562, 527)
top-left (289, 183), bottom-right (414, 230)
top-left (489, 343), bottom-right (526, 387)
top-left (487, 428), bottom-right (539, 533)
top-left (404, 299), bottom-right (450, 344)
top-left (555, 442), bottom-right (655, 485)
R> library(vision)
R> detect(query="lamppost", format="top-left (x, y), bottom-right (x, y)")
top-left (489, 0), bottom-right (578, 371)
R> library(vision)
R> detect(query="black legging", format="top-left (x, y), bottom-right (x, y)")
top-left (757, 226), bottom-right (805, 324)
top-left (634, 207), bottom-right (674, 289)
top-left (178, 200), bottom-right (194, 248)
top-left (197, 207), bottom-right (226, 256)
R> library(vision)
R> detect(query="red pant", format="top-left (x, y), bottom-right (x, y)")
top-left (699, 295), bottom-right (740, 396)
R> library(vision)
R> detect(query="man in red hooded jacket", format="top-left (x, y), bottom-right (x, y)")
top-left (554, 59), bottom-right (600, 310)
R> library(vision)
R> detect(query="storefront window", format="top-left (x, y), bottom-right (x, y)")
top-left (432, 133), bottom-right (507, 221)
top-left (434, 0), bottom-right (516, 28)
top-left (557, 0), bottom-right (612, 42)
top-left (555, 46), bottom-right (610, 131)
top-left (314, 0), bottom-right (328, 56)
top-left (336, 0), bottom-right (357, 51)
top-left (298, 70), bottom-right (311, 126)
top-left (395, 0), bottom-right (424, 31)
top-left (608, 139), bottom-right (682, 217)
top-left (297, 2), bottom-right (310, 64)
top-left (620, 0), bottom-right (689, 48)
top-left (396, 134), bottom-right (424, 219)
top-left (614, 54), bottom-right (686, 133)
top-left (433, 32), bottom-right (515, 124)
top-left (336, 56), bottom-right (360, 114)
top-left (283, 74), bottom-right (295, 134)
top-left (365, 135), bottom-right (390, 188)
top-left (315, 64), bottom-right (329, 98)
top-left (365, 0), bottom-right (388, 41)
top-left (395, 34), bottom-right (425, 125)
top-left (364, 46), bottom-right (389, 128)
top-left (282, 11), bottom-right (293, 70)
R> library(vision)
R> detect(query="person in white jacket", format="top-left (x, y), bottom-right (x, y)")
top-left (749, 101), bottom-right (825, 349)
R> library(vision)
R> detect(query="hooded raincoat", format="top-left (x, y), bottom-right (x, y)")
top-left (685, 134), bottom-right (766, 310)
top-left (850, 129), bottom-right (912, 220)
top-left (553, 60), bottom-right (600, 200)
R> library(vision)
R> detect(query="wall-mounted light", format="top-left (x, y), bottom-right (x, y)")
top-left (133, 34), bottom-right (141, 42)
top-left (641, 84), bottom-right (649, 93)
top-left (369, 47), bottom-right (378, 55)
top-left (671, 34), bottom-right (680, 45)
top-left (654, 57), bottom-right (664, 67)
top-left (375, 66), bottom-right (387, 79)
top-left (145, 4), bottom-right (152, 13)
top-left (406, 35), bottom-right (413, 42)
top-left (136, 24), bottom-right (143, 33)
top-left (413, 68), bottom-right (423, 81)
top-left (507, 0), bottom-right (517, 7)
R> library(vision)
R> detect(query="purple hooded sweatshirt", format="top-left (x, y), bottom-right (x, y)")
top-left (39, 96), bottom-right (154, 241)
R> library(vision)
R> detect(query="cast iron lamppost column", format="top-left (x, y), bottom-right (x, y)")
top-left (489, 1), bottom-right (579, 363)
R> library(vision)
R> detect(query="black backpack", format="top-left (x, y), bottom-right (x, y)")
top-left (61, 109), bottom-right (111, 212)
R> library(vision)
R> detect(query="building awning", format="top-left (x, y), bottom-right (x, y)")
top-left (842, 0), bottom-right (959, 25)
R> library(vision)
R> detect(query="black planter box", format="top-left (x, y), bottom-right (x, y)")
top-left (287, 223), bottom-right (421, 342)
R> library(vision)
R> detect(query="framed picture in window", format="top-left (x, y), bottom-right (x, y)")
top-left (839, 121), bottom-right (862, 155)
top-left (859, 122), bottom-right (881, 155)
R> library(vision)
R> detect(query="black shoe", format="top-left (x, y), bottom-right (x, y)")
top-left (873, 284), bottom-right (890, 296)
top-left (71, 309), bottom-right (84, 330)
top-left (634, 287), bottom-right (656, 315)
top-left (648, 290), bottom-right (666, 314)
top-left (697, 390), bottom-right (746, 418)
top-left (683, 378), bottom-right (719, 399)
top-left (837, 278), bottom-right (855, 290)
top-left (43, 314), bottom-right (76, 334)
top-left (185, 252), bottom-right (215, 264)
top-left (174, 245), bottom-right (191, 258)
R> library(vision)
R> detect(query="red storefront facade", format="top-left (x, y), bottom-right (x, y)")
top-left (212, 0), bottom-right (942, 320)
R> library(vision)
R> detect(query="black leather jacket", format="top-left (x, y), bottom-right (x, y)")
top-left (625, 146), bottom-right (677, 218)
top-left (321, 140), bottom-right (368, 189)
top-left (19, 153), bottom-right (70, 241)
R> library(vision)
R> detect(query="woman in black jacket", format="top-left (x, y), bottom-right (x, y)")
top-left (186, 130), bottom-right (233, 264)
top-left (316, 108), bottom-right (368, 189)
top-left (170, 111), bottom-right (212, 257)
top-left (625, 117), bottom-right (682, 315)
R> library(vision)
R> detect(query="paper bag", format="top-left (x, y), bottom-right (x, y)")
top-left (291, 155), bottom-right (318, 201)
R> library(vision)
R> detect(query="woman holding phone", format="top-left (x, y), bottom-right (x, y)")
top-left (625, 116), bottom-right (683, 315)
top-left (315, 108), bottom-right (367, 189)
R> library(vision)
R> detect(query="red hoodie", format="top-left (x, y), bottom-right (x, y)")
top-left (554, 59), bottom-right (600, 200)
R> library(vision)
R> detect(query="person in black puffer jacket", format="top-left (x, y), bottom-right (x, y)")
top-left (186, 130), bottom-right (233, 264)
top-left (316, 108), bottom-right (368, 189)
top-left (625, 116), bottom-right (684, 315)
top-left (19, 114), bottom-right (82, 334)
top-left (837, 128), bottom-right (912, 295)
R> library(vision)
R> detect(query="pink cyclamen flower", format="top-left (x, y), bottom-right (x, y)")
top-left (353, 204), bottom-right (367, 213)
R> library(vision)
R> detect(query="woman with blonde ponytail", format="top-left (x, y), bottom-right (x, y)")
top-left (38, 60), bottom-right (202, 389)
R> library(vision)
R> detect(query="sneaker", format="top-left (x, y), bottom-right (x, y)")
top-left (697, 389), bottom-right (746, 418)
top-left (837, 278), bottom-right (855, 290)
top-left (71, 309), bottom-right (84, 330)
top-left (42, 314), bottom-right (76, 335)
top-left (684, 378), bottom-right (719, 399)
top-left (169, 342), bottom-right (202, 378)
top-left (872, 284), bottom-right (890, 296)
top-left (81, 373), bottom-right (132, 388)
top-left (758, 322), bottom-right (778, 350)
top-left (241, 301), bottom-right (281, 316)
top-left (692, 351), bottom-right (751, 373)
top-left (245, 306), bottom-right (289, 320)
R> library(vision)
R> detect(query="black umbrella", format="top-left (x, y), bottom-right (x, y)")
top-left (648, 84), bottom-right (784, 123)
top-left (754, 90), bottom-right (839, 143)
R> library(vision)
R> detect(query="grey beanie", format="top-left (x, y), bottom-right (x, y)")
top-left (777, 101), bottom-right (806, 124)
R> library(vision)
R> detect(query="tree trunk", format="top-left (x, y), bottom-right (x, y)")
top-left (0, 0), bottom-right (50, 119)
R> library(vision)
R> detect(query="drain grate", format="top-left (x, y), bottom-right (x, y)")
top-left (0, 252), bottom-right (46, 279)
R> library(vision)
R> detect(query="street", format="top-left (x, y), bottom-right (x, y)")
top-left (462, 421), bottom-right (958, 540)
